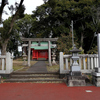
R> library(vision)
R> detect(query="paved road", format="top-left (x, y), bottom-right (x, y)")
top-left (0, 83), bottom-right (99, 100)
top-left (26, 61), bottom-right (48, 73)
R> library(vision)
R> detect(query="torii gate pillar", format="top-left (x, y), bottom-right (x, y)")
top-left (48, 41), bottom-right (52, 66)
top-left (28, 41), bottom-right (31, 66)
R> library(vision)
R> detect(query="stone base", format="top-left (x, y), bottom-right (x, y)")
top-left (70, 71), bottom-right (82, 76)
top-left (0, 74), bottom-right (10, 78)
top-left (92, 72), bottom-right (100, 87)
top-left (70, 66), bottom-right (81, 72)
top-left (67, 76), bottom-right (86, 87)
top-left (59, 74), bottom-right (66, 79)
top-left (52, 62), bottom-right (57, 65)
top-left (95, 68), bottom-right (100, 73)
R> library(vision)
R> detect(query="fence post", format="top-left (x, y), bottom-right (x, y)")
top-left (70, 58), bottom-right (72, 66)
top-left (94, 54), bottom-right (97, 68)
top-left (96, 54), bottom-right (98, 68)
top-left (90, 55), bottom-right (94, 69)
top-left (2, 58), bottom-right (4, 71)
top-left (83, 55), bottom-right (86, 70)
top-left (79, 56), bottom-right (82, 68)
top-left (65, 58), bottom-right (68, 70)
top-left (59, 52), bottom-right (64, 74)
top-left (87, 55), bottom-right (90, 70)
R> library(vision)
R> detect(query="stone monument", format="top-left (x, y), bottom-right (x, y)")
top-left (67, 44), bottom-right (86, 86)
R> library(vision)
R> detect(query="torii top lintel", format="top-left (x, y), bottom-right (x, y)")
top-left (21, 38), bottom-right (58, 42)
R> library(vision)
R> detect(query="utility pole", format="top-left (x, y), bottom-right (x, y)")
top-left (71, 20), bottom-right (74, 47)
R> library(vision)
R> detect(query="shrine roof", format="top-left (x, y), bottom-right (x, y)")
top-left (31, 46), bottom-right (54, 50)
top-left (31, 42), bottom-right (54, 50)
top-left (31, 42), bottom-right (55, 50)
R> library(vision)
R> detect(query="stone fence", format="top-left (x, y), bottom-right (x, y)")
top-left (0, 52), bottom-right (13, 74)
top-left (59, 52), bottom-right (98, 74)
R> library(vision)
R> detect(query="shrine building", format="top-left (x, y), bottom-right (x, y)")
top-left (31, 42), bottom-right (55, 60)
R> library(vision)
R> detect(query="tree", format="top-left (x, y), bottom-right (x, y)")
top-left (74, 0), bottom-right (100, 53)
top-left (0, 0), bottom-right (24, 55)
top-left (57, 33), bottom-right (73, 54)
top-left (31, 0), bottom-right (100, 53)
top-left (1, 14), bottom-right (36, 55)
top-left (0, 0), bottom-right (9, 23)
top-left (32, 0), bottom-right (71, 38)
top-left (16, 14), bottom-right (36, 38)
top-left (0, 17), bottom-right (20, 54)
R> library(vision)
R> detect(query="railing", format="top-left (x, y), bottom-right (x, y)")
top-left (0, 52), bottom-right (13, 74)
top-left (59, 52), bottom-right (98, 74)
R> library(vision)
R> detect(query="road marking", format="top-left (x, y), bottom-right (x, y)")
top-left (86, 90), bottom-right (92, 92)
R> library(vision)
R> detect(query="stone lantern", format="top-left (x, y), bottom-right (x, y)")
top-left (70, 44), bottom-right (81, 76)
top-left (22, 54), bottom-right (27, 65)
top-left (52, 49), bottom-right (57, 65)
top-left (22, 47), bottom-right (27, 65)
top-left (67, 44), bottom-right (86, 86)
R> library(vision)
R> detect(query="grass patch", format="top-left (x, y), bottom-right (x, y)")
top-left (46, 61), bottom-right (59, 72)
top-left (13, 60), bottom-right (24, 71)
top-left (87, 74), bottom-right (92, 83)
top-left (3, 77), bottom-right (7, 79)
top-left (14, 57), bottom-right (24, 61)
top-left (13, 59), bottom-right (37, 71)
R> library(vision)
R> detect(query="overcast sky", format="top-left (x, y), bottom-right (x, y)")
top-left (2, 0), bottom-right (44, 20)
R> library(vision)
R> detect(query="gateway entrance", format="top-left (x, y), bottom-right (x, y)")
top-left (22, 38), bottom-right (58, 66)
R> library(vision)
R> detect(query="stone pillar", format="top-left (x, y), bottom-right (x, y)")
top-left (48, 41), bottom-right (52, 66)
top-left (59, 52), bottom-right (64, 74)
top-left (6, 52), bottom-right (13, 73)
top-left (93, 33), bottom-right (100, 86)
top-left (28, 41), bottom-right (31, 66)
top-left (98, 33), bottom-right (100, 69)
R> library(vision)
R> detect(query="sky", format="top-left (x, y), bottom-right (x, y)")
top-left (2, 0), bottom-right (44, 20)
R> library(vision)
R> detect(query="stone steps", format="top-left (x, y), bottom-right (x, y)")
top-left (11, 72), bottom-right (59, 75)
top-left (4, 78), bottom-right (65, 83)
top-left (4, 72), bottom-right (66, 83)
top-left (10, 75), bottom-right (59, 79)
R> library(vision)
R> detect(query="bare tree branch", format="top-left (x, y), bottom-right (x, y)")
top-left (8, 0), bottom-right (24, 35)
top-left (0, 0), bottom-right (6, 23)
